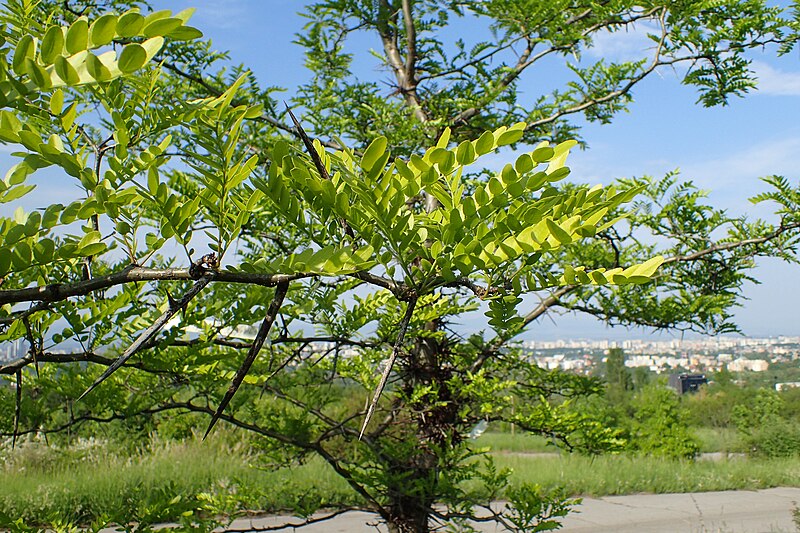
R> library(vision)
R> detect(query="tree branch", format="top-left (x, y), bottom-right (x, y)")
top-left (0, 350), bottom-right (178, 376)
top-left (662, 221), bottom-right (800, 265)
top-left (377, 0), bottom-right (428, 123)
top-left (0, 266), bottom-right (309, 306)
top-left (221, 508), bottom-right (366, 532)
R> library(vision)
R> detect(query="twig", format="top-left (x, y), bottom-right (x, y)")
top-left (221, 508), bottom-right (365, 532)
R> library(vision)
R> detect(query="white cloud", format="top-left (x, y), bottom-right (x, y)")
top-left (685, 136), bottom-right (800, 186)
top-left (677, 136), bottom-right (800, 218)
top-left (584, 22), bottom-right (662, 63)
top-left (752, 61), bottom-right (800, 97)
top-left (189, 0), bottom-right (250, 31)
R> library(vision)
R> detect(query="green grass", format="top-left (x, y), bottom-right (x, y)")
top-left (472, 431), bottom-right (555, 453)
top-left (3, 434), bottom-right (800, 528)
top-left (494, 453), bottom-right (800, 496)
top-left (692, 426), bottom-right (744, 453)
top-left (0, 436), bottom-right (355, 526)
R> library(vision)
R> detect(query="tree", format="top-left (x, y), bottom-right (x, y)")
top-left (1, 1), bottom-right (800, 532)
top-left (627, 381), bottom-right (699, 459)
top-left (604, 347), bottom-right (632, 402)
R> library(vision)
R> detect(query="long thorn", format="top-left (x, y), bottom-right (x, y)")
top-left (13, 370), bottom-right (21, 449)
top-left (360, 299), bottom-right (417, 439)
top-left (285, 104), bottom-right (330, 181)
top-left (77, 276), bottom-right (212, 401)
top-left (284, 104), bottom-right (355, 240)
top-left (203, 281), bottom-right (290, 439)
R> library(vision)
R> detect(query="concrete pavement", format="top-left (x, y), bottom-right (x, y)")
top-left (222, 488), bottom-right (800, 532)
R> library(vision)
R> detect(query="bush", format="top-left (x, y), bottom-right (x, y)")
top-left (743, 420), bottom-right (800, 458)
top-left (626, 382), bottom-right (699, 459)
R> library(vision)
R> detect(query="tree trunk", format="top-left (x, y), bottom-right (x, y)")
top-left (382, 330), bottom-right (461, 533)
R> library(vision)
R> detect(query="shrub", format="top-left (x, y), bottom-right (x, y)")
top-left (626, 382), bottom-right (699, 459)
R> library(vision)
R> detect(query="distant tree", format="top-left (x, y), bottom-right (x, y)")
top-left (627, 381), bottom-right (699, 459)
top-left (604, 347), bottom-right (633, 406)
top-left (632, 366), bottom-right (651, 391)
top-left (605, 348), bottom-right (633, 386)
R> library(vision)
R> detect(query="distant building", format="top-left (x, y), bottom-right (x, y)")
top-left (728, 358), bottom-right (769, 372)
top-left (668, 373), bottom-right (708, 394)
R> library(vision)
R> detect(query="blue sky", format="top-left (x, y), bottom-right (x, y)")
top-left (4, 1), bottom-right (800, 341)
top-left (155, 1), bottom-right (800, 340)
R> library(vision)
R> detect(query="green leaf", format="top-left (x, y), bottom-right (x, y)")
top-left (625, 255), bottom-right (665, 278)
top-left (496, 122), bottom-right (525, 145)
top-left (11, 241), bottom-right (32, 270)
top-left (54, 55), bottom-right (80, 85)
top-left (118, 44), bottom-right (147, 73)
top-left (143, 10), bottom-right (171, 26)
top-left (515, 154), bottom-right (534, 174)
top-left (1, 184), bottom-right (35, 203)
top-left (143, 17), bottom-right (182, 38)
top-left (140, 37), bottom-right (165, 62)
top-left (501, 164), bottom-right (517, 185)
top-left (475, 131), bottom-right (494, 155)
top-left (50, 88), bottom-right (64, 115)
top-left (0, 247), bottom-right (10, 275)
top-left (531, 146), bottom-right (555, 162)
top-left (168, 25), bottom-right (204, 41)
top-left (12, 35), bottom-right (36, 76)
top-left (79, 242), bottom-right (106, 256)
top-left (86, 53), bottom-right (111, 82)
top-left (545, 218), bottom-right (572, 245)
top-left (116, 11), bottom-right (145, 38)
top-left (456, 140), bottom-right (475, 165)
top-left (25, 59), bottom-right (52, 89)
top-left (90, 14), bottom-right (118, 47)
top-left (66, 17), bottom-right (89, 55)
top-left (40, 26), bottom-right (65, 65)
top-left (173, 8), bottom-right (196, 22)
top-left (361, 136), bottom-right (388, 171)
top-left (33, 239), bottom-right (55, 263)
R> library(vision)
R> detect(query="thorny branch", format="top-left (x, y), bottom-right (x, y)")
top-left (0, 266), bottom-right (308, 306)
top-left (77, 275), bottom-right (214, 401)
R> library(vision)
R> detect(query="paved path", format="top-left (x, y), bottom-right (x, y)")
top-left (222, 488), bottom-right (800, 532)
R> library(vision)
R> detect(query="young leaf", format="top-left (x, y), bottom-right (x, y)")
top-left (118, 44), bottom-right (147, 73)
top-left (40, 26), bottom-right (65, 65)
top-left (116, 11), bottom-right (145, 37)
top-left (12, 35), bottom-right (36, 76)
top-left (361, 136), bottom-right (388, 172)
top-left (90, 14), bottom-right (118, 46)
top-left (65, 17), bottom-right (89, 55)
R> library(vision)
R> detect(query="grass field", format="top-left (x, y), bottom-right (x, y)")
top-left (2, 429), bottom-right (798, 528)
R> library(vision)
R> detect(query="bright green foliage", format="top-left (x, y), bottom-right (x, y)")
top-left (605, 347), bottom-right (633, 406)
top-left (740, 419), bottom-right (800, 458)
top-left (731, 388), bottom-right (800, 458)
top-left (1, 3), bottom-right (201, 104)
top-left (0, 3), bottom-right (666, 531)
top-left (626, 382), bottom-right (700, 459)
